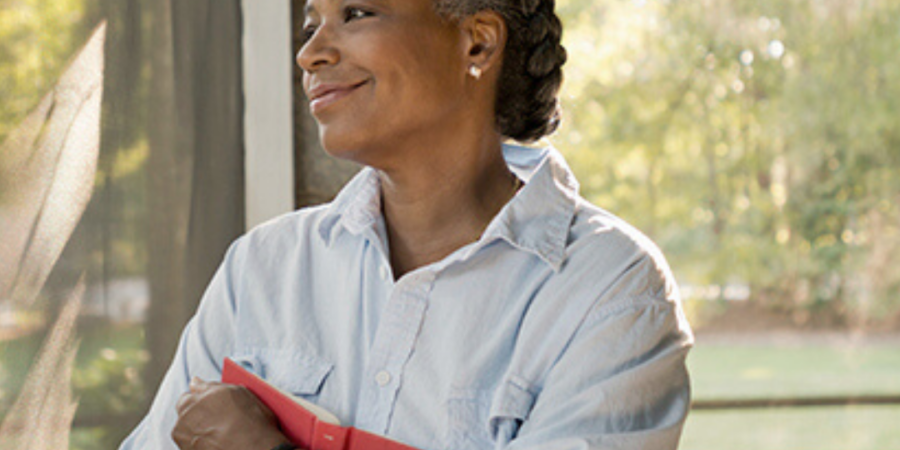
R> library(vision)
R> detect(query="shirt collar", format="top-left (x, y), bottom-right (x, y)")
top-left (317, 143), bottom-right (579, 271)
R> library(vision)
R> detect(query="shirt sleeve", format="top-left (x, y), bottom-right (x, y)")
top-left (506, 258), bottom-right (694, 450)
top-left (118, 240), bottom-right (243, 450)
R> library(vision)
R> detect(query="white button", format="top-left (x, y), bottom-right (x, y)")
top-left (375, 370), bottom-right (392, 387)
top-left (379, 265), bottom-right (390, 281)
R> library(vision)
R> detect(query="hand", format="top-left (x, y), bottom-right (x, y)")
top-left (172, 377), bottom-right (291, 450)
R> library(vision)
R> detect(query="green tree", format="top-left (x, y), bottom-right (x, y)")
top-left (556, 0), bottom-right (900, 326)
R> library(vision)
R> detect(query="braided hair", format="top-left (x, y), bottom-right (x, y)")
top-left (435, 0), bottom-right (567, 142)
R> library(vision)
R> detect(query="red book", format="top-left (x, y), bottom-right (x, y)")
top-left (221, 357), bottom-right (419, 450)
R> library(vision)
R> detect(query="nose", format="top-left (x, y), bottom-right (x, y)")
top-left (296, 24), bottom-right (340, 73)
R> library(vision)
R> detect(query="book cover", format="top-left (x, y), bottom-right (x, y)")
top-left (221, 357), bottom-right (419, 450)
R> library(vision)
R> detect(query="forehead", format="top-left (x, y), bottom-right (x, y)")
top-left (304, 0), bottom-right (436, 15)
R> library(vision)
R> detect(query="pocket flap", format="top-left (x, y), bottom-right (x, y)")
top-left (232, 349), bottom-right (334, 396)
top-left (488, 377), bottom-right (536, 440)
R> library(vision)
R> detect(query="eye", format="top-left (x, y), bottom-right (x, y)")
top-left (301, 23), bottom-right (318, 44)
top-left (343, 6), bottom-right (373, 22)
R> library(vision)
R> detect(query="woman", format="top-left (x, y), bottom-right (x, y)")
top-left (120, 0), bottom-right (693, 447)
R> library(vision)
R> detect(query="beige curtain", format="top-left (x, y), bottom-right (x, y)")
top-left (0, 1), bottom-right (245, 448)
top-left (143, 0), bottom-right (246, 397)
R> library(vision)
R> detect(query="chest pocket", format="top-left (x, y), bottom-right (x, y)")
top-left (446, 378), bottom-right (536, 450)
top-left (231, 349), bottom-right (334, 402)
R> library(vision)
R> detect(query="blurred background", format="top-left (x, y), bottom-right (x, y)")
top-left (0, 0), bottom-right (898, 449)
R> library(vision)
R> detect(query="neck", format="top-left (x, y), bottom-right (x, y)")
top-left (378, 135), bottom-right (518, 278)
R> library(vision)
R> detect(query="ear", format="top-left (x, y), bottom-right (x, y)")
top-left (460, 10), bottom-right (507, 76)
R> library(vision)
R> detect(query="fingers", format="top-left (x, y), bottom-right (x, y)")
top-left (173, 378), bottom-right (215, 449)
top-left (172, 406), bottom-right (206, 449)
top-left (171, 424), bottom-right (194, 449)
top-left (176, 377), bottom-right (215, 418)
top-left (172, 377), bottom-right (288, 450)
top-left (172, 426), bottom-right (210, 450)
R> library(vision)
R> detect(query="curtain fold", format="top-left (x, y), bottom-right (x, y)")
top-left (143, 0), bottom-right (246, 397)
top-left (1, 1), bottom-right (246, 446)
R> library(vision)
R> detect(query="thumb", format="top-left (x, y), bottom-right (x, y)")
top-left (189, 376), bottom-right (209, 393)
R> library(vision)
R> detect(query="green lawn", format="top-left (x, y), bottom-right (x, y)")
top-left (682, 406), bottom-right (900, 450)
top-left (683, 338), bottom-right (900, 450)
top-left (688, 338), bottom-right (900, 400)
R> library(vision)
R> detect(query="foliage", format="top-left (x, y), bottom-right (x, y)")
top-left (0, 288), bottom-right (81, 450)
top-left (555, 0), bottom-right (900, 325)
top-left (0, 322), bottom-right (147, 450)
top-left (73, 345), bottom-right (147, 416)
top-left (0, 0), bottom-right (93, 141)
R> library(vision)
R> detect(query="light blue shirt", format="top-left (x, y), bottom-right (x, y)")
top-left (120, 144), bottom-right (693, 450)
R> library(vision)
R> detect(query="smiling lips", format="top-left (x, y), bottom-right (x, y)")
top-left (307, 80), bottom-right (368, 114)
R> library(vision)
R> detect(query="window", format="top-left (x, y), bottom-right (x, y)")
top-left (1, 1), bottom-right (247, 448)
top-left (554, 0), bottom-right (900, 448)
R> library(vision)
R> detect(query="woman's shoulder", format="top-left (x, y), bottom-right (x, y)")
top-left (568, 198), bottom-right (666, 265)
top-left (553, 197), bottom-right (678, 310)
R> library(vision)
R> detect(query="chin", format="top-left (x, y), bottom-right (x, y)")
top-left (314, 113), bottom-right (410, 169)
top-left (318, 125), bottom-right (371, 165)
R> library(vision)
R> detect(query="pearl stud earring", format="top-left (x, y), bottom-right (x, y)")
top-left (468, 65), bottom-right (482, 79)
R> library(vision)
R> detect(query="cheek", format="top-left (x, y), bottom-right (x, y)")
top-left (315, 23), bottom-right (465, 154)
top-left (374, 26), bottom-right (464, 101)
top-left (387, 63), bottom-right (463, 126)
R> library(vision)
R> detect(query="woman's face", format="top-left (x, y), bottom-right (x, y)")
top-left (298, 0), bottom-right (470, 165)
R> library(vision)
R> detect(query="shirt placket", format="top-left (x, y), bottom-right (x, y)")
top-left (355, 270), bottom-right (435, 434)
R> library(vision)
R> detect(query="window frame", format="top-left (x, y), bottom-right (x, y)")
top-left (241, 0), bottom-right (296, 229)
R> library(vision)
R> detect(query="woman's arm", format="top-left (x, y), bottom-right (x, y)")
top-left (119, 239), bottom-right (280, 449)
top-left (506, 299), bottom-right (692, 450)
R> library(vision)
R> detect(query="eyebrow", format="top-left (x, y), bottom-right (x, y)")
top-left (305, 0), bottom-right (389, 16)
